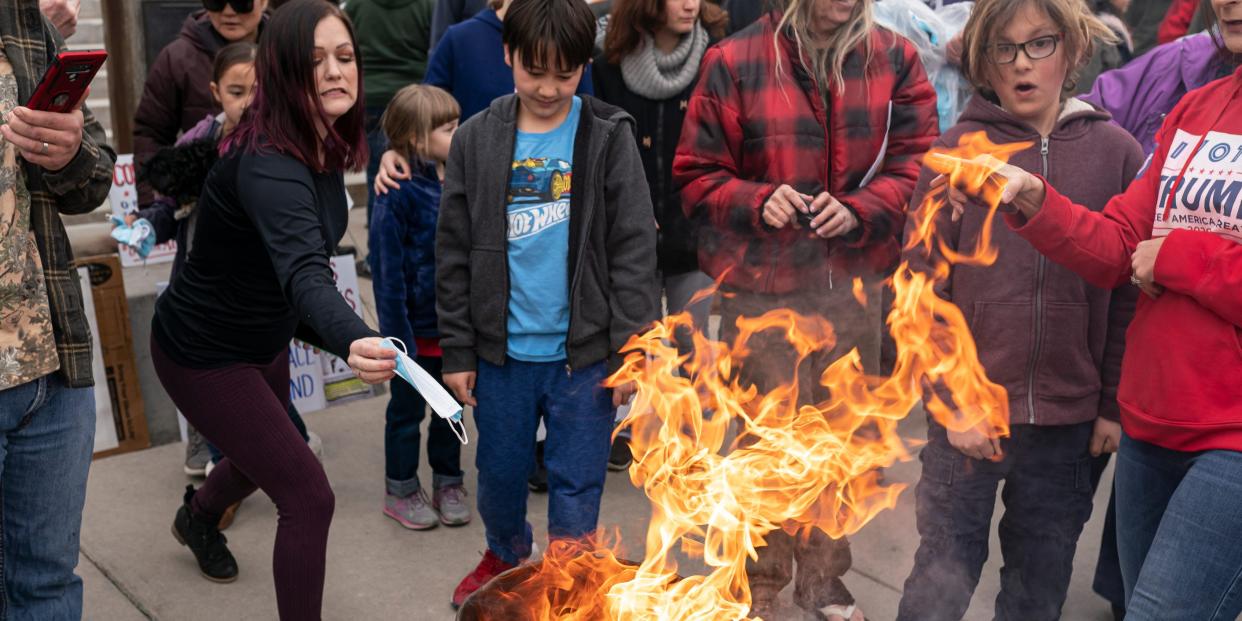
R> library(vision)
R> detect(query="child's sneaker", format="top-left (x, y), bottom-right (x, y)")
top-left (451, 550), bottom-right (515, 609)
top-left (306, 431), bottom-right (324, 462)
top-left (433, 484), bottom-right (472, 526)
top-left (383, 489), bottom-right (438, 530)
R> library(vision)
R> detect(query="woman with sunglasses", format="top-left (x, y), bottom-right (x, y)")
top-left (133, 0), bottom-right (268, 480)
top-left (135, 0), bottom-right (267, 210)
top-left (941, 0), bottom-right (1242, 615)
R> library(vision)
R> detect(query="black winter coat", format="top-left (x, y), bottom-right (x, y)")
top-left (591, 49), bottom-right (709, 276)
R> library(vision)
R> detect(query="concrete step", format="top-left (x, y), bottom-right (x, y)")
top-left (80, 0), bottom-right (102, 21)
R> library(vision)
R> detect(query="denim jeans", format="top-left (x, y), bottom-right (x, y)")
top-left (385, 356), bottom-right (463, 496)
top-left (473, 357), bottom-right (613, 565)
top-left (1088, 454), bottom-right (1126, 613)
top-left (897, 420), bottom-right (1095, 621)
top-left (1115, 433), bottom-right (1242, 620)
top-left (364, 105), bottom-right (388, 226)
top-left (0, 373), bottom-right (95, 620)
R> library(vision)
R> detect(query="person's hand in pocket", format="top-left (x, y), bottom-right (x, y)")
top-left (443, 371), bottom-right (478, 407)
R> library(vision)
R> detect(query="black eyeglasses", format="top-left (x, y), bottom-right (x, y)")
top-left (989, 33), bottom-right (1063, 64)
top-left (202, 0), bottom-right (256, 13)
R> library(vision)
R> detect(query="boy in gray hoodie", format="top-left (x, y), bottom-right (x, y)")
top-left (436, 0), bottom-right (658, 609)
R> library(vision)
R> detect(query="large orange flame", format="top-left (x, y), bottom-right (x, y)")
top-left (468, 132), bottom-right (1029, 620)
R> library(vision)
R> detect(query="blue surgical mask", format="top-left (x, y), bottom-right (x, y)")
top-left (109, 216), bottom-right (156, 258)
top-left (379, 338), bottom-right (468, 444)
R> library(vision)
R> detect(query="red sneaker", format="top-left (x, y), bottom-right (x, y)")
top-left (451, 550), bottom-right (516, 609)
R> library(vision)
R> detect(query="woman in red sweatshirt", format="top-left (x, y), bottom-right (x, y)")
top-left (942, 0), bottom-right (1242, 615)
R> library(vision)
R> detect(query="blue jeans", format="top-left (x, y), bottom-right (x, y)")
top-left (385, 356), bottom-right (463, 496)
top-left (1115, 433), bottom-right (1242, 620)
top-left (897, 420), bottom-right (1096, 621)
top-left (473, 357), bottom-right (613, 565)
top-left (0, 373), bottom-right (95, 620)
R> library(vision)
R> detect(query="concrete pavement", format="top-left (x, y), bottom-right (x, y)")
top-left (78, 199), bottom-right (1118, 620)
top-left (80, 397), bottom-right (1117, 620)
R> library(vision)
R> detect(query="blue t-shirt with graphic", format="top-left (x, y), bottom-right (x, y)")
top-left (505, 97), bottom-right (581, 362)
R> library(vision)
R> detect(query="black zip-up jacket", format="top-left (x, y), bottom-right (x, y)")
top-left (592, 44), bottom-right (714, 276)
top-left (436, 94), bottom-right (660, 374)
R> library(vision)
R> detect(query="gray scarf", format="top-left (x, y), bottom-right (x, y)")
top-left (619, 22), bottom-right (709, 100)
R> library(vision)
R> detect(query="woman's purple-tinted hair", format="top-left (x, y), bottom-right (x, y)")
top-left (223, 0), bottom-right (367, 172)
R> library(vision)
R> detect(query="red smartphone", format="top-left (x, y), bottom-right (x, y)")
top-left (27, 49), bottom-right (107, 113)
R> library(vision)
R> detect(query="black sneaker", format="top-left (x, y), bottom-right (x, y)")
top-left (528, 441), bottom-right (548, 493)
top-left (608, 436), bottom-right (632, 472)
top-left (172, 485), bottom-right (239, 583)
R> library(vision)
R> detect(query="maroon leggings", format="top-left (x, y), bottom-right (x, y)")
top-left (151, 335), bottom-right (334, 620)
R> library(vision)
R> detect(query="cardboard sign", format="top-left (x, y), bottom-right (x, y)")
top-left (80, 266), bottom-right (119, 454)
top-left (110, 154), bottom-right (176, 267)
top-left (287, 254), bottom-right (373, 412)
top-left (289, 340), bottom-right (327, 413)
top-left (77, 255), bottom-right (151, 458)
top-left (320, 254), bottom-right (372, 403)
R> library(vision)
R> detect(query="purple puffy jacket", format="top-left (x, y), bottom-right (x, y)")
top-left (1082, 31), bottom-right (1234, 155)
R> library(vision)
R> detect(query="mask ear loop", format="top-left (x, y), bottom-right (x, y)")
top-left (448, 418), bottom-right (469, 445)
top-left (383, 337), bottom-right (409, 356)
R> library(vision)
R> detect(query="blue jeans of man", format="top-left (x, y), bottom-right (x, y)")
top-left (473, 357), bottom-right (613, 565)
top-left (0, 373), bottom-right (95, 620)
top-left (1114, 432), bottom-right (1242, 620)
top-left (897, 420), bottom-right (1096, 621)
top-left (385, 355), bottom-right (463, 496)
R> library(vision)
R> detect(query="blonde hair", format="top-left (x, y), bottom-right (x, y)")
top-left (774, 0), bottom-right (876, 95)
top-left (381, 85), bottom-right (461, 162)
top-left (959, 0), bottom-right (1118, 96)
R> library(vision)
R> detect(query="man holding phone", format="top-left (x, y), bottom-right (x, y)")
top-left (0, 4), bottom-right (116, 619)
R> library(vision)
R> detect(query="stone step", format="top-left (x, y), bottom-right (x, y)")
top-left (80, 0), bottom-right (102, 21)
top-left (70, 16), bottom-right (104, 44)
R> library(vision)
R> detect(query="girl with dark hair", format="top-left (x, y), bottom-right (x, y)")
top-left (133, 41), bottom-right (257, 281)
top-left (150, 1), bottom-right (395, 617)
top-left (592, 0), bottom-right (726, 469)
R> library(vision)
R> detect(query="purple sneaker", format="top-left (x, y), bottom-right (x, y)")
top-left (433, 484), bottom-right (472, 526)
top-left (383, 490), bottom-right (438, 530)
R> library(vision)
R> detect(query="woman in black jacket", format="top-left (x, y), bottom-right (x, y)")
top-left (592, 0), bottom-right (727, 468)
top-left (151, 2), bottom-right (395, 617)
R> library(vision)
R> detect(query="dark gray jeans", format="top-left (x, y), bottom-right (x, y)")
top-left (897, 420), bottom-right (1096, 621)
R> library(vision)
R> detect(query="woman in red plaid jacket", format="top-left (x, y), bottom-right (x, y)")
top-left (672, 1), bottom-right (939, 619)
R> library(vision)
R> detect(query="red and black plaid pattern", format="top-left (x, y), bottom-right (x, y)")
top-left (674, 12), bottom-right (939, 294)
